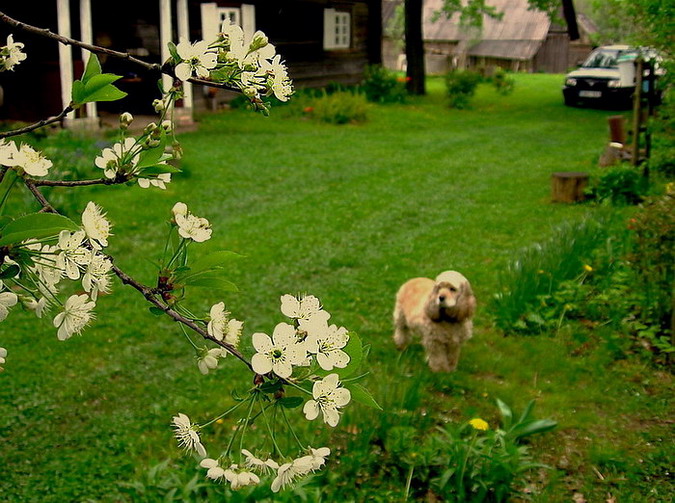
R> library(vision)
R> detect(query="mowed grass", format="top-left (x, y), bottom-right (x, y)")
top-left (1, 74), bottom-right (672, 502)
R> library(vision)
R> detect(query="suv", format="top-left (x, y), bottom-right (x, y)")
top-left (562, 45), bottom-right (659, 109)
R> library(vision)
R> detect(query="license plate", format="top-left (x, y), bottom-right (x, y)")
top-left (579, 90), bottom-right (602, 98)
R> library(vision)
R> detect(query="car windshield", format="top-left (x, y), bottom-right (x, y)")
top-left (581, 49), bottom-right (621, 68)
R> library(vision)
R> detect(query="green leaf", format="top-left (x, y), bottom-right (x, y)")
top-left (71, 80), bottom-right (86, 104)
top-left (346, 383), bottom-right (382, 410)
top-left (189, 251), bottom-right (243, 274)
top-left (181, 275), bottom-right (238, 292)
top-left (0, 215), bottom-right (12, 229)
top-left (82, 77), bottom-right (127, 103)
top-left (139, 164), bottom-right (182, 176)
top-left (0, 264), bottom-right (20, 279)
top-left (278, 396), bottom-right (304, 409)
top-left (509, 419), bottom-right (557, 440)
top-left (167, 41), bottom-right (180, 62)
top-left (0, 164), bottom-right (18, 214)
top-left (82, 53), bottom-right (102, 82)
top-left (0, 213), bottom-right (80, 247)
top-left (136, 132), bottom-right (167, 169)
top-left (496, 398), bottom-right (513, 429)
top-left (149, 307), bottom-right (165, 316)
top-left (258, 380), bottom-right (283, 394)
top-left (518, 399), bottom-right (536, 424)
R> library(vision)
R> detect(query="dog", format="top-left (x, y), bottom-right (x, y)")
top-left (393, 271), bottom-right (476, 372)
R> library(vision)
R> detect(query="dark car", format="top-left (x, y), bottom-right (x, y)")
top-left (562, 45), bottom-right (661, 109)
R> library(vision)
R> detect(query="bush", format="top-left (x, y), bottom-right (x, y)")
top-left (490, 69), bottom-right (516, 96)
top-left (589, 166), bottom-right (649, 205)
top-left (309, 91), bottom-right (369, 124)
top-left (445, 70), bottom-right (482, 109)
top-left (360, 65), bottom-right (407, 104)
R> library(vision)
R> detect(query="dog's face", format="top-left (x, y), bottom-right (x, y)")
top-left (428, 271), bottom-right (475, 322)
top-left (435, 282), bottom-right (460, 310)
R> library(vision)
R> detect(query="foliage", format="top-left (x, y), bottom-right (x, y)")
top-left (382, 400), bottom-right (555, 502)
top-left (587, 166), bottom-right (649, 205)
top-left (360, 65), bottom-right (407, 104)
top-left (627, 191), bottom-right (675, 334)
top-left (489, 69), bottom-right (516, 96)
top-left (445, 70), bottom-right (482, 109)
top-left (307, 91), bottom-right (369, 125)
top-left (492, 213), bottom-right (618, 334)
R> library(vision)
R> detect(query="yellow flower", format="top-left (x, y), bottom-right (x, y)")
top-left (583, 264), bottom-right (593, 272)
top-left (469, 418), bottom-right (489, 431)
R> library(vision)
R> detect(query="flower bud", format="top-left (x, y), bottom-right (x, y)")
top-left (243, 86), bottom-right (258, 99)
top-left (248, 31), bottom-right (269, 52)
top-left (143, 122), bottom-right (158, 135)
top-left (152, 99), bottom-right (165, 112)
top-left (119, 112), bottom-right (134, 128)
top-left (161, 120), bottom-right (173, 132)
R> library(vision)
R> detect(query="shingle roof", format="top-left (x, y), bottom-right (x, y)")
top-left (422, 0), bottom-right (552, 59)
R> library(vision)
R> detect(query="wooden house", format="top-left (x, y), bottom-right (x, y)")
top-left (383, 0), bottom-right (593, 74)
top-left (0, 0), bottom-right (382, 122)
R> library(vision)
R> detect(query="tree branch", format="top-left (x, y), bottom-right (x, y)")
top-left (0, 11), bottom-right (160, 73)
top-left (29, 176), bottom-right (128, 187)
top-left (20, 177), bottom-right (254, 372)
top-left (0, 106), bottom-right (74, 140)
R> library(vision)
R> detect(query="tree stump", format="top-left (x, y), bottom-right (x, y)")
top-left (551, 172), bottom-right (589, 203)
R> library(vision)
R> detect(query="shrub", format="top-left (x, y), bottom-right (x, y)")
top-left (589, 166), bottom-right (649, 205)
top-left (309, 91), bottom-right (369, 124)
top-left (360, 65), bottom-right (407, 104)
top-left (445, 70), bottom-right (482, 109)
top-left (490, 69), bottom-right (516, 96)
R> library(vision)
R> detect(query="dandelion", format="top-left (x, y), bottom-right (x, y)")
top-left (172, 413), bottom-right (207, 457)
top-left (583, 264), bottom-right (593, 272)
top-left (469, 418), bottom-right (489, 431)
top-left (303, 373), bottom-right (351, 427)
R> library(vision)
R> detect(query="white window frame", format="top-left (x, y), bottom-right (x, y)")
top-left (323, 8), bottom-right (351, 50)
top-left (217, 7), bottom-right (240, 29)
top-left (201, 3), bottom-right (256, 45)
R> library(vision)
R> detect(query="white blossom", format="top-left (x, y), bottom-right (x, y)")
top-left (81, 251), bottom-right (112, 301)
top-left (138, 172), bottom-right (171, 189)
top-left (1, 34), bottom-right (27, 71)
top-left (199, 458), bottom-right (226, 481)
top-left (303, 373), bottom-right (351, 427)
top-left (94, 137), bottom-right (139, 179)
top-left (55, 230), bottom-right (89, 280)
top-left (10, 144), bottom-right (52, 177)
top-left (303, 318), bottom-right (350, 371)
top-left (280, 294), bottom-right (327, 322)
top-left (241, 449), bottom-right (279, 474)
top-left (251, 323), bottom-right (305, 378)
top-left (175, 38), bottom-right (218, 81)
top-left (24, 296), bottom-right (48, 318)
top-left (225, 465), bottom-right (260, 490)
top-left (271, 455), bottom-right (314, 493)
top-left (0, 281), bottom-right (18, 322)
top-left (206, 302), bottom-right (229, 341)
top-left (308, 447), bottom-right (331, 471)
top-left (225, 318), bottom-right (243, 347)
top-left (173, 203), bottom-right (212, 243)
top-left (81, 201), bottom-right (111, 250)
top-left (172, 413), bottom-right (207, 457)
top-left (52, 294), bottom-right (96, 341)
top-left (197, 347), bottom-right (227, 375)
top-left (0, 346), bottom-right (6, 368)
top-left (0, 139), bottom-right (18, 166)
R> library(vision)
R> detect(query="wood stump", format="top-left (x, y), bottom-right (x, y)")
top-left (551, 172), bottom-right (589, 203)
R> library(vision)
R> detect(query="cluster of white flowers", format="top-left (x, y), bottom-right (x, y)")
top-left (94, 117), bottom-right (173, 189)
top-left (0, 202), bottom-right (113, 341)
top-left (172, 21), bottom-right (293, 109)
top-left (0, 34), bottom-right (27, 72)
top-left (171, 202), bottom-right (212, 242)
top-left (0, 140), bottom-right (53, 177)
top-left (196, 447), bottom-right (330, 493)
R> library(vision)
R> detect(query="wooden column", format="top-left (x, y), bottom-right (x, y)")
top-left (176, 0), bottom-right (193, 115)
top-left (551, 172), bottom-right (589, 203)
top-left (56, 0), bottom-right (74, 119)
top-left (79, 0), bottom-right (97, 121)
top-left (159, 0), bottom-right (173, 94)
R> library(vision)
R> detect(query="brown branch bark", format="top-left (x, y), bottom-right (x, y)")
top-left (29, 177), bottom-right (127, 187)
top-left (0, 106), bottom-right (74, 139)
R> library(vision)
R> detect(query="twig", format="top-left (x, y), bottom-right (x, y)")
top-left (0, 106), bottom-right (74, 139)
top-left (23, 179), bottom-right (56, 213)
top-left (29, 177), bottom-right (128, 187)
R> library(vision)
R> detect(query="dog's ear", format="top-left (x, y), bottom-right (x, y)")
top-left (455, 280), bottom-right (476, 321)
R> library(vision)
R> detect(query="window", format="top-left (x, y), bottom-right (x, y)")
top-left (217, 7), bottom-right (240, 29)
top-left (323, 8), bottom-right (351, 50)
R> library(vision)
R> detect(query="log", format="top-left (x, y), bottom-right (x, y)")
top-left (551, 172), bottom-right (589, 203)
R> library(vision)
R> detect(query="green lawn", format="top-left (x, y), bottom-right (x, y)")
top-left (1, 74), bottom-right (672, 502)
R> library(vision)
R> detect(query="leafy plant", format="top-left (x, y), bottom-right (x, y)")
top-left (360, 65), bottom-right (407, 104)
top-left (445, 70), bottom-right (482, 109)
top-left (490, 69), bottom-right (516, 96)
top-left (589, 166), bottom-right (649, 205)
top-left (309, 91), bottom-right (369, 124)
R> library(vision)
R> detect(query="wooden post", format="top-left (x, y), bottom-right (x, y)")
top-left (631, 58), bottom-right (643, 168)
top-left (608, 115), bottom-right (626, 144)
top-left (551, 172), bottom-right (589, 203)
top-left (159, 0), bottom-right (173, 94)
top-left (57, 0), bottom-right (74, 120)
top-left (79, 0), bottom-right (98, 122)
